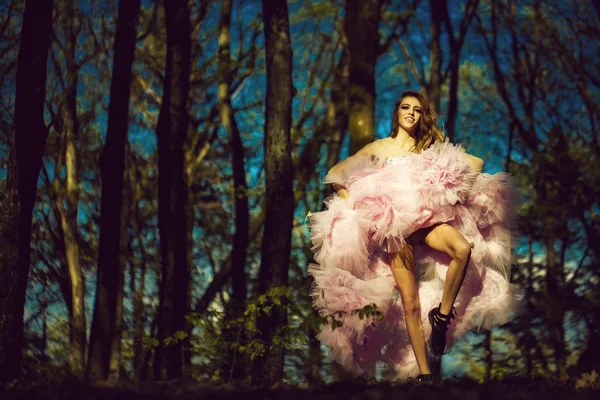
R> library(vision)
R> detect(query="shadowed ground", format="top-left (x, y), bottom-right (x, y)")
top-left (2, 378), bottom-right (599, 400)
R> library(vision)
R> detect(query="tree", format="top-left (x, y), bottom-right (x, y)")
top-left (398, 0), bottom-right (479, 140)
top-left (153, 0), bottom-right (192, 380)
top-left (345, 0), bottom-right (380, 154)
top-left (439, 0), bottom-right (479, 141)
top-left (475, 0), bottom-right (600, 376)
top-left (49, 0), bottom-right (89, 375)
top-left (86, 0), bottom-right (140, 381)
top-left (0, 0), bottom-right (53, 384)
top-left (217, 0), bottom-right (250, 382)
top-left (251, 0), bottom-right (294, 386)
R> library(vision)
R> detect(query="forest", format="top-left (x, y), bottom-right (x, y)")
top-left (0, 0), bottom-right (599, 396)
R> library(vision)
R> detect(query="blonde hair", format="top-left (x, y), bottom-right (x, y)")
top-left (390, 89), bottom-right (444, 153)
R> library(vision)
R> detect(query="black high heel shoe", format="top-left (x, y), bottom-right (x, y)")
top-left (428, 303), bottom-right (456, 356)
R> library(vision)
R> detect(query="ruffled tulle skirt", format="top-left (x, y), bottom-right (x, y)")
top-left (307, 141), bottom-right (522, 380)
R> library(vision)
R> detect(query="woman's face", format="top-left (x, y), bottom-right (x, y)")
top-left (398, 96), bottom-right (422, 134)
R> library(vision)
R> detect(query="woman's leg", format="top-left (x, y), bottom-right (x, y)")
top-left (423, 223), bottom-right (472, 354)
top-left (390, 244), bottom-right (430, 375)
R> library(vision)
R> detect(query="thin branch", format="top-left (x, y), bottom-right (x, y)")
top-left (398, 39), bottom-right (426, 88)
top-left (377, 0), bottom-right (418, 56)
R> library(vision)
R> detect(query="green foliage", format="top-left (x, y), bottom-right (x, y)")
top-left (318, 304), bottom-right (385, 332)
top-left (351, 304), bottom-right (384, 322)
top-left (140, 336), bottom-right (160, 350)
top-left (575, 370), bottom-right (600, 390)
top-left (140, 286), bottom-right (381, 383)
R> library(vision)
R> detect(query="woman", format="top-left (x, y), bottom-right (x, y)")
top-left (307, 90), bottom-right (520, 381)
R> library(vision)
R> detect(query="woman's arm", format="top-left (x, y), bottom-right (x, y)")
top-left (465, 153), bottom-right (484, 174)
top-left (326, 142), bottom-right (378, 199)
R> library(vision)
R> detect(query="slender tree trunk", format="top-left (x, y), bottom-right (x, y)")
top-left (345, 0), bottom-right (379, 155)
top-left (131, 200), bottom-right (148, 380)
top-left (217, 0), bottom-right (250, 382)
top-left (154, 0), bottom-right (191, 380)
top-left (428, 0), bottom-right (443, 113)
top-left (109, 148), bottom-right (135, 379)
top-left (305, 49), bottom-right (351, 385)
top-left (0, 0), bottom-right (53, 384)
top-left (523, 238), bottom-right (534, 373)
top-left (441, 0), bottom-right (479, 141)
top-left (86, 0), bottom-right (140, 381)
top-left (545, 240), bottom-right (566, 376)
top-left (132, 264), bottom-right (148, 380)
top-left (108, 263), bottom-right (125, 380)
top-left (107, 179), bottom-right (129, 380)
top-left (445, 46), bottom-right (459, 141)
top-left (251, 0), bottom-right (294, 387)
top-left (52, 4), bottom-right (87, 376)
top-left (318, 47), bottom-right (350, 205)
top-left (40, 292), bottom-right (49, 363)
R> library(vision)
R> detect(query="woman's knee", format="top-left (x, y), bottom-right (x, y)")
top-left (402, 296), bottom-right (421, 316)
top-left (453, 241), bottom-right (472, 264)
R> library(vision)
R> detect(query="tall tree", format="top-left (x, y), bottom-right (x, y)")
top-left (439, 0), bottom-right (479, 141)
top-left (400, 0), bottom-right (478, 141)
top-left (251, 0), bottom-right (294, 386)
top-left (217, 0), bottom-right (250, 382)
top-left (474, 0), bottom-right (600, 376)
top-left (86, 0), bottom-right (140, 381)
top-left (345, 0), bottom-right (380, 155)
top-left (50, 1), bottom-right (88, 374)
top-left (428, 0), bottom-right (443, 113)
top-left (154, 0), bottom-right (191, 380)
top-left (0, 0), bottom-right (53, 384)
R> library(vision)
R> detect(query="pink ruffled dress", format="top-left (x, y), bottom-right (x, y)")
top-left (307, 141), bottom-right (522, 380)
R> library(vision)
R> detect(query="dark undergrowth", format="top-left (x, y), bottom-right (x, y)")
top-left (1, 377), bottom-right (599, 400)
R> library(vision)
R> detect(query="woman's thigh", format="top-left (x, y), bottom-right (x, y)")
top-left (422, 223), bottom-right (471, 258)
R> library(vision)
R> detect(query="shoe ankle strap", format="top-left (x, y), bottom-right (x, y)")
top-left (435, 304), bottom-right (456, 324)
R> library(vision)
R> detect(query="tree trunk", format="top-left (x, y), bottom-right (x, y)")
top-left (428, 0), bottom-right (443, 113)
top-left (154, 0), bottom-right (191, 380)
top-left (109, 148), bottom-right (135, 380)
top-left (86, 0), bottom-right (140, 381)
top-left (131, 198), bottom-right (148, 380)
top-left (521, 238), bottom-right (534, 373)
top-left (545, 240), bottom-right (566, 376)
top-left (108, 260), bottom-right (125, 380)
top-left (0, 0), bottom-right (53, 383)
top-left (440, 0), bottom-right (479, 141)
top-left (345, 0), bottom-right (379, 155)
top-left (305, 48), bottom-right (351, 385)
top-left (40, 291), bottom-right (49, 363)
top-left (52, 3), bottom-right (87, 376)
top-left (217, 0), bottom-right (250, 382)
top-left (251, 0), bottom-right (294, 387)
top-left (325, 48), bottom-right (350, 170)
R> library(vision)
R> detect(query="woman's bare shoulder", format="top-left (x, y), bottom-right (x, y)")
top-left (356, 139), bottom-right (388, 158)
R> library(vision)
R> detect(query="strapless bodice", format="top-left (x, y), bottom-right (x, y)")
top-left (386, 155), bottom-right (408, 167)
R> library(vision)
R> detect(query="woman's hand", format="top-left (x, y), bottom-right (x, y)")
top-left (333, 184), bottom-right (350, 200)
top-left (338, 189), bottom-right (350, 200)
